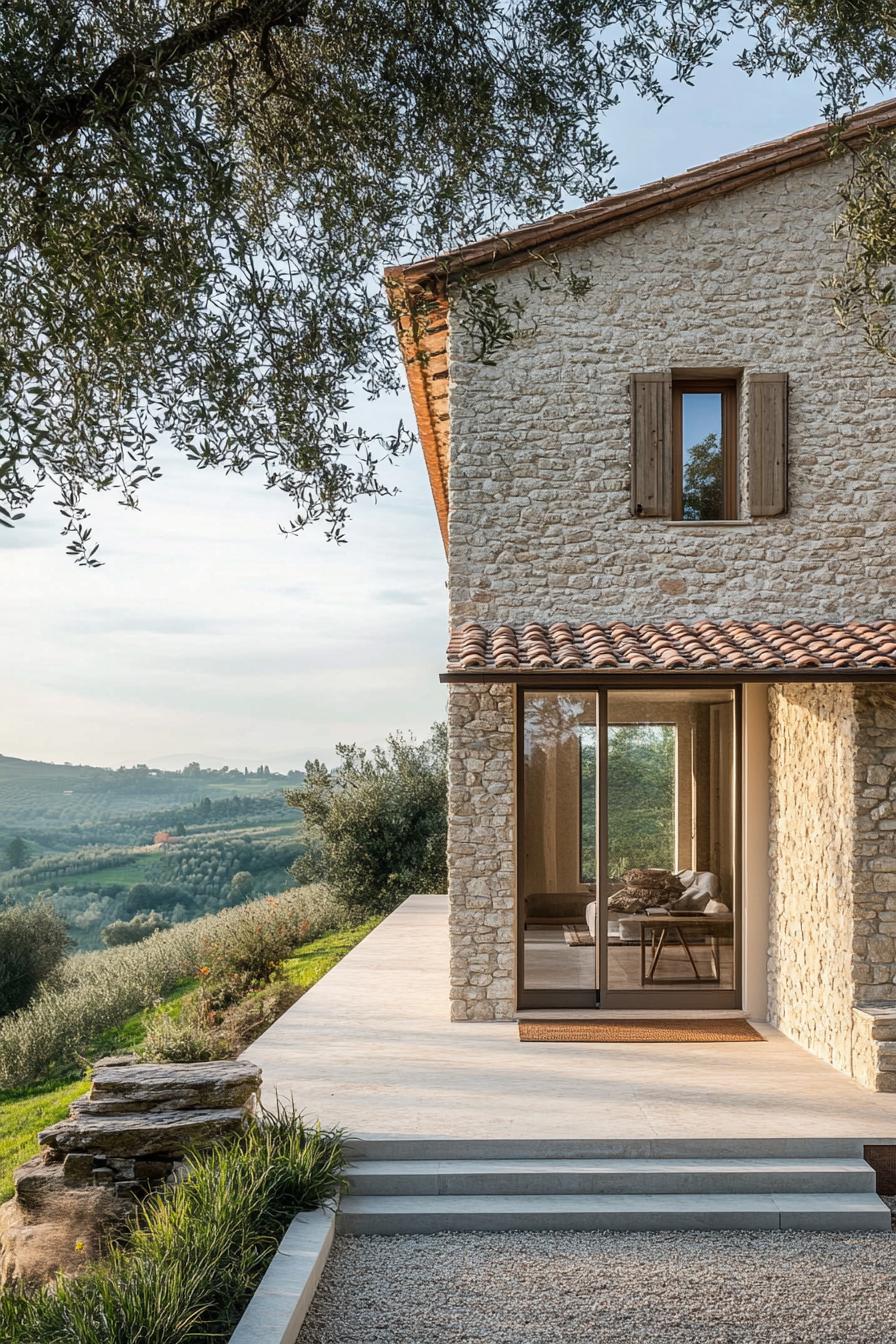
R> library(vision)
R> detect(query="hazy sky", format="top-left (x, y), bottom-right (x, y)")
top-left (0, 53), bottom-right (872, 769)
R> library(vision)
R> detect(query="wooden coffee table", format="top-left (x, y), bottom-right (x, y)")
top-left (621, 913), bottom-right (734, 985)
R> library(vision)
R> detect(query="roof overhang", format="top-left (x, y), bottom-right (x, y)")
top-left (385, 99), bottom-right (896, 546)
top-left (441, 619), bottom-right (896, 683)
top-left (441, 667), bottom-right (896, 684)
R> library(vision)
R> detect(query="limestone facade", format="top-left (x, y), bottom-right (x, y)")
top-left (768, 684), bottom-right (856, 1072)
top-left (448, 682), bottom-right (516, 1020)
top-left (442, 150), bottom-right (896, 1069)
top-left (446, 156), bottom-right (896, 630)
top-left (768, 683), bottom-right (896, 1082)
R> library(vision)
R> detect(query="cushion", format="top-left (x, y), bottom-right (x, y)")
top-left (703, 897), bottom-right (730, 915)
top-left (623, 868), bottom-right (684, 895)
top-left (608, 889), bottom-right (652, 914)
top-left (671, 870), bottom-right (722, 912)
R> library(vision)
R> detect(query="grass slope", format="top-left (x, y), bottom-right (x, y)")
top-left (0, 919), bottom-right (378, 1201)
top-left (283, 917), bottom-right (380, 990)
top-left (0, 1079), bottom-right (88, 1199)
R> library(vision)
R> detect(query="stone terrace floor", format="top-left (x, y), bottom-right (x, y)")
top-left (246, 894), bottom-right (896, 1141)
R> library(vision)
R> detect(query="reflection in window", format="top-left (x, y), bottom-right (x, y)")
top-left (578, 724), bottom-right (678, 880)
top-left (606, 724), bottom-right (676, 878)
top-left (681, 392), bottom-right (723, 521)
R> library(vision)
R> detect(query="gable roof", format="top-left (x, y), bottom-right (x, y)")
top-left (386, 98), bottom-right (896, 549)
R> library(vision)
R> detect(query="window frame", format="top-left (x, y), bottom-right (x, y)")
top-left (578, 725), bottom-right (597, 885)
top-left (516, 683), bottom-right (743, 1011)
top-left (671, 378), bottom-right (738, 521)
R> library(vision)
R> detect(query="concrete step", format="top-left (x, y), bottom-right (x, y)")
top-left (337, 1191), bottom-right (892, 1235)
top-left (345, 1137), bottom-right (868, 1162)
top-left (346, 1157), bottom-right (877, 1197)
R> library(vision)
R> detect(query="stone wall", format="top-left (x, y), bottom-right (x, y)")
top-left (768, 684), bottom-right (856, 1072)
top-left (852, 685), bottom-right (896, 1006)
top-left (448, 682), bottom-right (516, 1021)
top-left (447, 156), bottom-right (896, 629)
top-left (442, 150), bottom-right (896, 1054)
top-left (769, 683), bottom-right (896, 1083)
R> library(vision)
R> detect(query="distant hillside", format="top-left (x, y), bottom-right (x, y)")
top-left (0, 754), bottom-right (305, 852)
top-left (0, 754), bottom-right (308, 949)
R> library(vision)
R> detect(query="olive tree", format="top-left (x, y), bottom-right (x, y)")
top-left (287, 724), bottom-right (447, 912)
top-left (2, 2), bottom-right (895, 562)
top-left (0, 901), bottom-right (70, 1014)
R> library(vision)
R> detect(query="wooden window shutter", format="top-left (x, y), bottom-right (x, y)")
top-left (630, 373), bottom-right (672, 517)
top-left (749, 373), bottom-right (788, 517)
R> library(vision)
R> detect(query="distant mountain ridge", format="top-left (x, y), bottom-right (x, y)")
top-left (0, 753), bottom-right (305, 780)
top-left (0, 754), bottom-right (305, 855)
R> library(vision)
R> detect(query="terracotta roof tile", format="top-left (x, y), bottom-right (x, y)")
top-left (446, 620), bottom-right (896, 675)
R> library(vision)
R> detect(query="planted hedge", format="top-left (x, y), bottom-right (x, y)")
top-left (0, 885), bottom-right (348, 1092)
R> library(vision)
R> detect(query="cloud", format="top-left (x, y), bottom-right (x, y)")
top-left (61, 610), bottom-right (229, 636)
top-left (374, 588), bottom-right (430, 607)
top-left (0, 519), bottom-right (57, 551)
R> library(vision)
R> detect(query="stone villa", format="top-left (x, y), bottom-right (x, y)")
top-left (387, 99), bottom-right (896, 1090)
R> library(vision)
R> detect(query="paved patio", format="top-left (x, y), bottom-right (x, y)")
top-left (247, 894), bottom-right (896, 1141)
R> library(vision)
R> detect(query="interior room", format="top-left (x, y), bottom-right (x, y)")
top-left (520, 687), bottom-right (738, 1007)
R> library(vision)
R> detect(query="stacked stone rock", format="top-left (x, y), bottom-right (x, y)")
top-left (0, 1056), bottom-right (261, 1286)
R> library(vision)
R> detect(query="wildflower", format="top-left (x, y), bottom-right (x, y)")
top-left (198, 966), bottom-right (210, 976)
top-left (74, 1239), bottom-right (85, 1253)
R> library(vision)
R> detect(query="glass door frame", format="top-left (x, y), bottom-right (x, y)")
top-left (516, 682), bottom-right (743, 1011)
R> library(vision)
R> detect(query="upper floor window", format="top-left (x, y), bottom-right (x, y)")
top-left (673, 379), bottom-right (737, 521)
top-left (630, 370), bottom-right (787, 521)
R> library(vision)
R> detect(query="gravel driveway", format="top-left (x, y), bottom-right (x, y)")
top-left (300, 1229), bottom-right (896, 1344)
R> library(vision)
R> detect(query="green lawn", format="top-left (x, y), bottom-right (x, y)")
top-left (282, 917), bottom-right (380, 990)
top-left (0, 1077), bottom-right (90, 1198)
top-left (0, 919), bottom-right (378, 1201)
top-left (13, 850), bottom-right (163, 896)
top-left (74, 853), bottom-right (163, 886)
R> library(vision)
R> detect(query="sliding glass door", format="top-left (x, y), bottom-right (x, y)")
top-left (600, 688), bottom-right (739, 1009)
top-left (518, 685), bottom-right (740, 1009)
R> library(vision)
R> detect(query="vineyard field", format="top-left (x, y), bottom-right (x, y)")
top-left (0, 755), bottom-right (307, 948)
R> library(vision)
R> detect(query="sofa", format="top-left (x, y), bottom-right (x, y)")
top-left (584, 869), bottom-right (729, 941)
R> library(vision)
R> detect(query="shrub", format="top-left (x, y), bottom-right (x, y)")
top-left (0, 902), bottom-right (70, 1016)
top-left (101, 911), bottom-right (172, 947)
top-left (141, 981), bottom-right (305, 1064)
top-left (287, 724), bottom-right (447, 914)
top-left (0, 886), bottom-right (346, 1091)
top-left (230, 870), bottom-right (254, 900)
top-left (0, 920), bottom-right (203, 1090)
top-left (140, 995), bottom-right (222, 1064)
top-left (0, 1106), bottom-right (345, 1344)
top-left (196, 896), bottom-right (308, 1005)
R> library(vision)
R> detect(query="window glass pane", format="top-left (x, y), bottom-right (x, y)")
top-left (681, 391), bottom-right (723, 520)
top-left (606, 724), bottom-right (676, 878)
top-left (604, 690), bottom-right (736, 995)
top-left (522, 693), bottom-right (596, 996)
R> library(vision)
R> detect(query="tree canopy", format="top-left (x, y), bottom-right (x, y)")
top-left (287, 724), bottom-right (447, 912)
top-left (2, 2), bottom-right (896, 561)
top-left (682, 432), bottom-right (724, 521)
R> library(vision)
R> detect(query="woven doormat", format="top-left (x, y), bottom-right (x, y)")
top-left (519, 1019), bottom-right (764, 1043)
